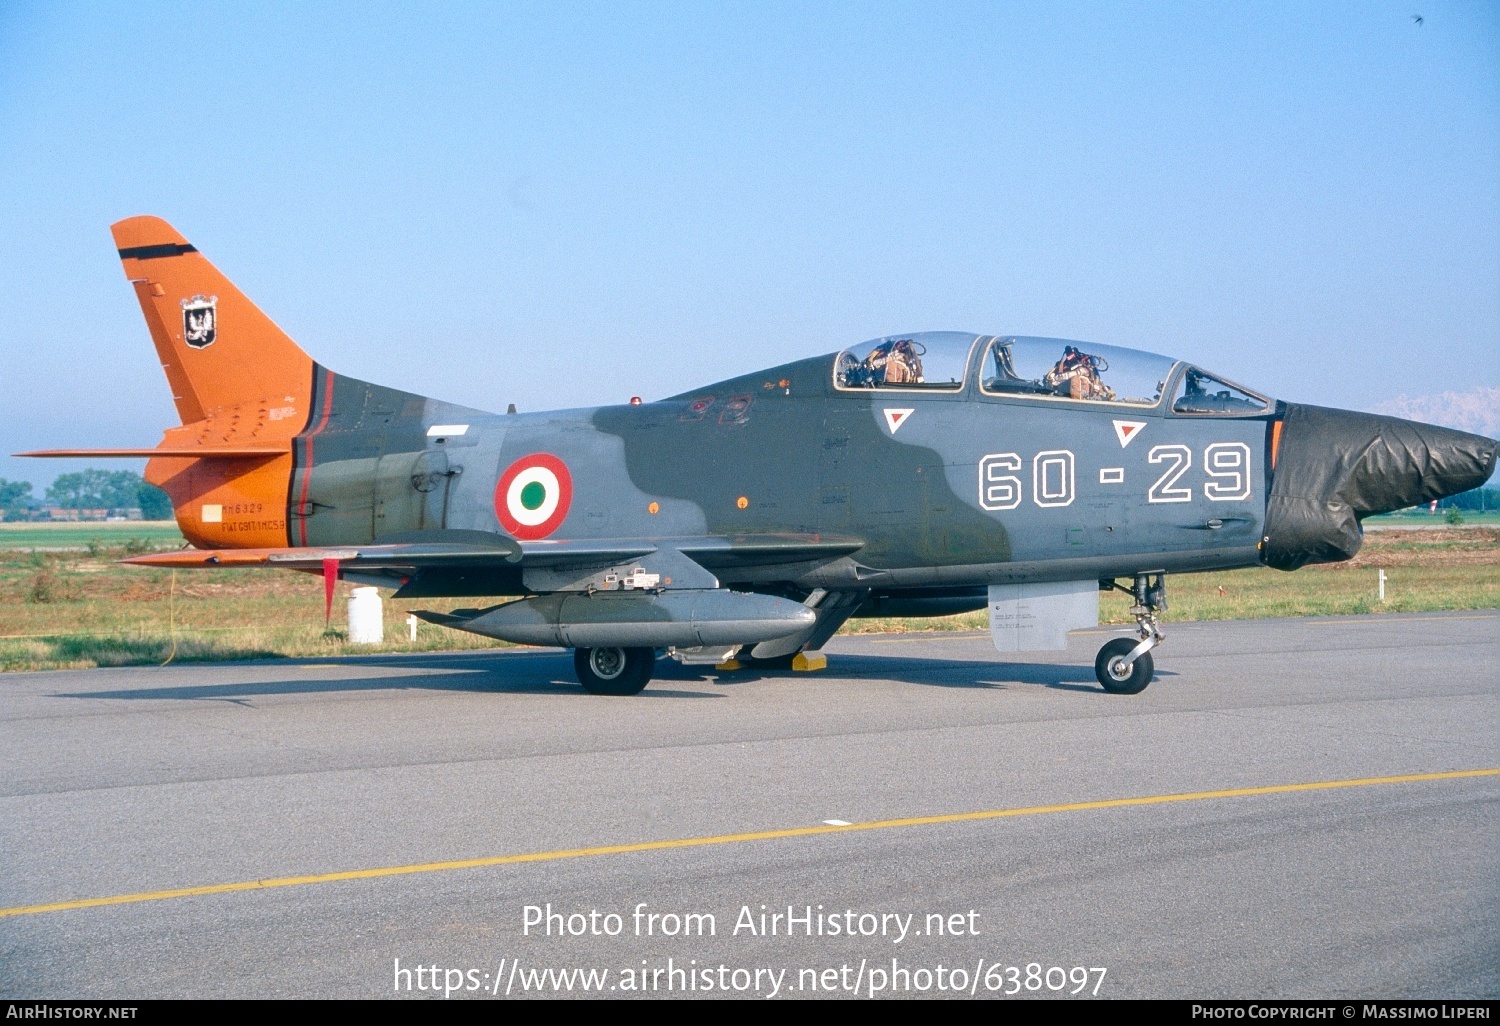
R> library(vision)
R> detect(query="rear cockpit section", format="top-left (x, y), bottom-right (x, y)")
top-left (981, 337), bottom-right (1176, 407)
top-left (834, 331), bottom-right (979, 390)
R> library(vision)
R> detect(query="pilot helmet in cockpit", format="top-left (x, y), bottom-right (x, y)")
top-left (1044, 345), bottom-right (1116, 401)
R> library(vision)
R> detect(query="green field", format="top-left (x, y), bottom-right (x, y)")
top-left (1365, 510), bottom-right (1500, 526)
top-left (851, 562), bottom-right (1499, 634)
top-left (0, 520), bottom-right (185, 551)
top-left (1, 526), bottom-right (1495, 672)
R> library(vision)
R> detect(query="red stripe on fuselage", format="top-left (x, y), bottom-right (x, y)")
top-left (296, 368), bottom-right (337, 546)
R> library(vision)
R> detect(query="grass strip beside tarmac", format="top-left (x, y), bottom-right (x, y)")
top-left (0, 520), bottom-right (187, 551)
top-left (1, 526), bottom-right (1497, 672)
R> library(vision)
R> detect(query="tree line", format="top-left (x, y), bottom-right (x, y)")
top-left (0, 470), bottom-right (173, 520)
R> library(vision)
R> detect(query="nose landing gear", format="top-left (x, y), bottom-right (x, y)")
top-left (1095, 573), bottom-right (1166, 694)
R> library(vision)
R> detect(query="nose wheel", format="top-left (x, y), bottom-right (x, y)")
top-left (1096, 573), bottom-right (1165, 694)
top-left (1096, 638), bottom-right (1154, 694)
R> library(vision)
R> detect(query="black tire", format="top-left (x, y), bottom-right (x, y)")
top-left (574, 646), bottom-right (654, 696)
top-left (1094, 638), bottom-right (1153, 694)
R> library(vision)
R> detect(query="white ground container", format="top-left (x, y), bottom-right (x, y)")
top-left (347, 587), bottom-right (384, 644)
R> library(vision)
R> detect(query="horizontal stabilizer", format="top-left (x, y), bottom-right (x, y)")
top-left (16, 447), bottom-right (286, 459)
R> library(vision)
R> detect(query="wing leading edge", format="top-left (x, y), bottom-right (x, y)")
top-left (125, 531), bottom-right (863, 580)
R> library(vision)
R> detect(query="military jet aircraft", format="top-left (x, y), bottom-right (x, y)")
top-left (21, 217), bottom-right (1497, 695)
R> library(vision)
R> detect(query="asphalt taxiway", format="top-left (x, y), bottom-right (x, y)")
top-left (2, 612), bottom-right (1496, 999)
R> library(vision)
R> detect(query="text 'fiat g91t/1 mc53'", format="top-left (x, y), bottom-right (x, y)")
top-left (22, 217), bottom-right (1497, 695)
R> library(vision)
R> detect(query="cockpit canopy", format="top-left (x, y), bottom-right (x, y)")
top-left (984, 336), bottom-right (1173, 406)
top-left (833, 332), bottom-right (1268, 414)
top-left (1167, 365), bottom-right (1269, 415)
top-left (834, 331), bottom-right (976, 391)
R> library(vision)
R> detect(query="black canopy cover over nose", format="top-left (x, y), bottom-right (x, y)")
top-left (1262, 403), bottom-right (1497, 571)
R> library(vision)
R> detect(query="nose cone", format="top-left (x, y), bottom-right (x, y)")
top-left (1262, 403), bottom-right (1496, 571)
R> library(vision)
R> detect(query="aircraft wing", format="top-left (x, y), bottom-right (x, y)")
top-left (124, 531), bottom-right (862, 576)
top-left (123, 531), bottom-right (860, 648)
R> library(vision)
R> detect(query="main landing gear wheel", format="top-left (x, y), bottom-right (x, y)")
top-left (1095, 571), bottom-right (1167, 695)
top-left (1095, 638), bottom-right (1153, 694)
top-left (574, 646), bottom-right (654, 696)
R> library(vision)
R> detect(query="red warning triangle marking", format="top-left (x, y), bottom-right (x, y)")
top-left (1113, 420), bottom-right (1147, 448)
top-left (884, 408), bottom-right (914, 433)
top-left (322, 557), bottom-right (340, 624)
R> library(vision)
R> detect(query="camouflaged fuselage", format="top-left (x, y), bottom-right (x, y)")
top-left (284, 345), bottom-right (1276, 600)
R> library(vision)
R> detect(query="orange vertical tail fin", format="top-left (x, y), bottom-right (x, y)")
top-left (110, 216), bottom-right (314, 424)
top-left (109, 216), bottom-right (317, 549)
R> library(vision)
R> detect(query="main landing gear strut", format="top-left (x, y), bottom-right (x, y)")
top-left (1095, 573), bottom-right (1166, 694)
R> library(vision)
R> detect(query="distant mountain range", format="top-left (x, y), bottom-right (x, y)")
top-left (1373, 385), bottom-right (1499, 440)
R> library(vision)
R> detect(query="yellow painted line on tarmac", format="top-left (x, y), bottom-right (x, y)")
top-left (868, 628), bottom-right (1138, 643)
top-left (869, 632), bottom-right (990, 644)
top-left (2, 768), bottom-right (1495, 920)
top-left (860, 614), bottom-right (1499, 642)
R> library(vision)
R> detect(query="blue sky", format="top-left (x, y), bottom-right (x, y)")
top-left (1, 0), bottom-right (1496, 489)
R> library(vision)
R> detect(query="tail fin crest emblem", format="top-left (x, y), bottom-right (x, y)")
top-left (181, 295), bottom-right (217, 349)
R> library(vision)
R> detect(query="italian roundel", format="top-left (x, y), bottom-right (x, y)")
top-left (495, 453), bottom-right (573, 540)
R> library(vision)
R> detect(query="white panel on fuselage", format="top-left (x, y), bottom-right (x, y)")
top-left (987, 581), bottom-right (1099, 652)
